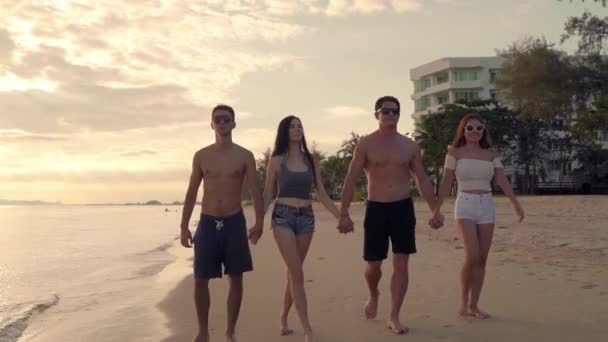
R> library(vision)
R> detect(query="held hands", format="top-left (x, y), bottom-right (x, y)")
top-left (428, 209), bottom-right (444, 229)
top-left (337, 213), bottom-right (354, 234)
top-left (248, 222), bottom-right (263, 244)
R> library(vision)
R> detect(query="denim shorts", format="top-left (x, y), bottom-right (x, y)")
top-left (454, 192), bottom-right (496, 224)
top-left (271, 203), bottom-right (315, 235)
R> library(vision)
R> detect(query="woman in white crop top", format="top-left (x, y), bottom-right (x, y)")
top-left (434, 113), bottom-right (524, 320)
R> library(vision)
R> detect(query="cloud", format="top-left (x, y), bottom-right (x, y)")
top-left (323, 106), bottom-right (370, 118)
top-left (119, 149), bottom-right (158, 157)
top-left (0, 29), bottom-right (15, 65)
top-left (390, 0), bottom-right (423, 12)
top-left (0, 129), bottom-right (68, 142)
top-left (0, 1), bottom-right (306, 133)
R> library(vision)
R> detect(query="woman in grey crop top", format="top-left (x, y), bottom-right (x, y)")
top-left (262, 115), bottom-right (340, 341)
top-left (434, 114), bottom-right (524, 320)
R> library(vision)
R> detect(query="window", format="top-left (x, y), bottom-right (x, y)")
top-left (415, 97), bottom-right (430, 112)
top-left (455, 91), bottom-right (479, 101)
top-left (414, 78), bottom-right (430, 92)
top-left (435, 72), bottom-right (448, 84)
top-left (437, 93), bottom-right (449, 105)
top-left (489, 69), bottom-right (498, 83)
top-left (490, 89), bottom-right (497, 100)
top-left (453, 70), bottom-right (478, 81)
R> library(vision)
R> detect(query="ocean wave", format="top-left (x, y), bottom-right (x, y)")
top-left (137, 241), bottom-right (174, 256)
top-left (0, 294), bottom-right (59, 342)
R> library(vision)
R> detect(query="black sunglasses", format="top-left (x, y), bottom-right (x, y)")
top-left (377, 108), bottom-right (400, 116)
top-left (213, 116), bottom-right (233, 124)
top-left (465, 124), bottom-right (485, 132)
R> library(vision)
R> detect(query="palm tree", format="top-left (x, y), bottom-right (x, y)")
top-left (338, 132), bottom-right (361, 161)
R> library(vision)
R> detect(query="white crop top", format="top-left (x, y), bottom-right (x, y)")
top-left (444, 155), bottom-right (504, 191)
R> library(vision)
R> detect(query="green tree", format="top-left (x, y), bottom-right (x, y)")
top-left (496, 37), bottom-right (577, 121)
top-left (415, 100), bottom-right (518, 192)
top-left (564, 0), bottom-right (607, 7)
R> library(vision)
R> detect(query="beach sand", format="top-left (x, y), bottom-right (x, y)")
top-left (158, 196), bottom-right (608, 342)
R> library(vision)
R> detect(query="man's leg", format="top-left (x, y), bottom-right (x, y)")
top-left (194, 278), bottom-right (211, 342)
top-left (364, 261), bottom-right (382, 319)
top-left (226, 274), bottom-right (243, 341)
top-left (387, 254), bottom-right (409, 334)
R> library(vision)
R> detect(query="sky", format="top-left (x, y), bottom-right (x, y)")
top-left (0, 0), bottom-right (605, 203)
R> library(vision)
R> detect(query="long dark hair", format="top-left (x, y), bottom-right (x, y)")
top-left (452, 113), bottom-right (493, 149)
top-left (272, 115), bottom-right (317, 189)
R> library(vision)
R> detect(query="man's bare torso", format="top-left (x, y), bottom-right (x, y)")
top-left (198, 144), bottom-right (249, 217)
top-left (363, 131), bottom-right (417, 202)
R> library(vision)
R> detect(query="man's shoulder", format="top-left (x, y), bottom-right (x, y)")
top-left (397, 134), bottom-right (419, 152)
top-left (195, 145), bottom-right (213, 158)
top-left (232, 143), bottom-right (255, 159)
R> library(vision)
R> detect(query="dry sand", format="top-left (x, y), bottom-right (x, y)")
top-left (157, 196), bottom-right (608, 342)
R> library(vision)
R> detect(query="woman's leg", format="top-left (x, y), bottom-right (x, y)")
top-left (280, 231), bottom-right (314, 335)
top-left (457, 219), bottom-right (481, 316)
top-left (273, 226), bottom-right (315, 340)
top-left (469, 223), bottom-right (494, 318)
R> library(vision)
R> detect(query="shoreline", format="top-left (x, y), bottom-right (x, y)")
top-left (157, 197), bottom-right (608, 341)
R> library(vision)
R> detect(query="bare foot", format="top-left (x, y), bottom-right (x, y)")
top-left (468, 307), bottom-right (491, 319)
top-left (280, 317), bottom-right (294, 336)
top-left (458, 307), bottom-right (469, 318)
top-left (193, 333), bottom-right (209, 342)
top-left (226, 333), bottom-right (238, 342)
top-left (364, 291), bottom-right (379, 319)
top-left (304, 331), bottom-right (316, 342)
top-left (386, 318), bottom-right (409, 335)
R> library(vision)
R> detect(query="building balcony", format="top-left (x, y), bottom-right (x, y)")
top-left (412, 80), bottom-right (483, 99)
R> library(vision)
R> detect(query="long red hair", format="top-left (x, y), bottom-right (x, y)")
top-left (452, 113), bottom-right (493, 149)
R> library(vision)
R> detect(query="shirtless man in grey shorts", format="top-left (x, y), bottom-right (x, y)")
top-left (180, 104), bottom-right (264, 342)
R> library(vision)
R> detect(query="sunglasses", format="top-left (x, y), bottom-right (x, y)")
top-left (377, 108), bottom-right (400, 116)
top-left (465, 124), bottom-right (485, 132)
top-left (213, 116), bottom-right (233, 124)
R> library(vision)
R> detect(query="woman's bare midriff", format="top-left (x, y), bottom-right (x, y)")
top-left (460, 190), bottom-right (492, 194)
top-left (275, 197), bottom-right (312, 208)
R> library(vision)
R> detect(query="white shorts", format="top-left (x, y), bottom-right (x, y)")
top-left (454, 192), bottom-right (496, 224)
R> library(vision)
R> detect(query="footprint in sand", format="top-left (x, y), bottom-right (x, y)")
top-left (558, 243), bottom-right (569, 247)
top-left (581, 284), bottom-right (598, 290)
top-left (443, 324), bottom-right (454, 328)
top-left (527, 272), bottom-right (536, 276)
top-left (455, 246), bottom-right (464, 250)
top-left (600, 291), bottom-right (607, 296)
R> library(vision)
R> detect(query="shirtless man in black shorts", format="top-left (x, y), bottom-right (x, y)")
top-left (338, 96), bottom-right (444, 334)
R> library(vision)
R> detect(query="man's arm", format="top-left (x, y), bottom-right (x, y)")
top-left (245, 151), bottom-right (264, 243)
top-left (409, 144), bottom-right (437, 212)
top-left (180, 151), bottom-right (203, 247)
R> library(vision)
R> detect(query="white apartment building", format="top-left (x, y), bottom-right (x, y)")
top-left (410, 57), bottom-right (505, 123)
top-left (410, 56), bottom-right (608, 189)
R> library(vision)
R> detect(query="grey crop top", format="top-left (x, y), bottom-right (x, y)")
top-left (277, 155), bottom-right (314, 200)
